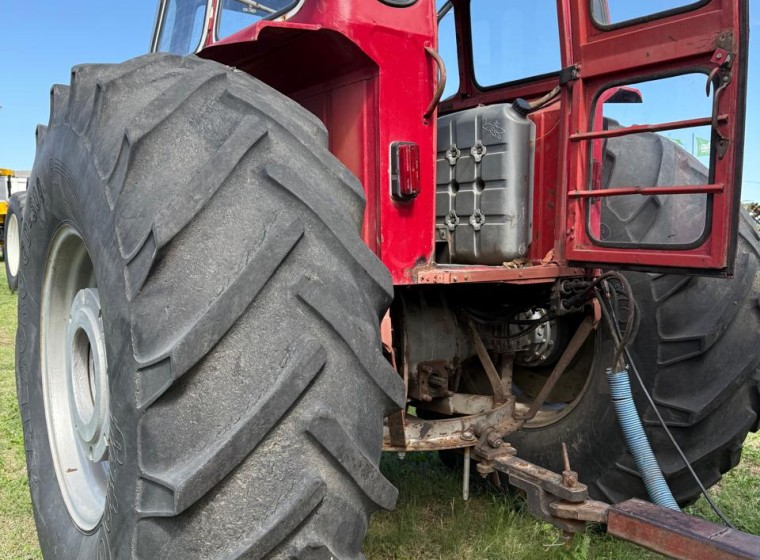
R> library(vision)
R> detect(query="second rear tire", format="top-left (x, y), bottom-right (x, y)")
top-left (4, 191), bottom-right (25, 292)
top-left (507, 132), bottom-right (760, 506)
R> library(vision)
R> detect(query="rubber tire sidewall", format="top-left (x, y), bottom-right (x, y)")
top-left (505, 330), bottom-right (623, 492)
top-left (18, 127), bottom-right (140, 559)
top-left (505, 220), bottom-right (760, 505)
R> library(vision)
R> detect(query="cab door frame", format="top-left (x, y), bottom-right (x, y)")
top-left (557, 0), bottom-right (749, 275)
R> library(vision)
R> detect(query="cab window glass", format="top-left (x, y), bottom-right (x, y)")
top-left (217, 0), bottom-right (299, 39)
top-left (592, 0), bottom-right (704, 26)
top-left (588, 74), bottom-right (713, 247)
top-left (437, 0), bottom-right (460, 99)
top-left (157, 0), bottom-right (207, 55)
top-left (471, 0), bottom-right (560, 87)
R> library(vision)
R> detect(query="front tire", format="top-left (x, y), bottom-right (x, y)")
top-left (18, 53), bottom-right (403, 559)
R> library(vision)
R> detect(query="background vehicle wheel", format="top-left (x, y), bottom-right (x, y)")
top-left (4, 191), bottom-right (26, 291)
top-left (506, 131), bottom-right (760, 506)
top-left (17, 53), bottom-right (403, 559)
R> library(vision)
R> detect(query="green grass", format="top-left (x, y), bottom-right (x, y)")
top-left (0, 269), bottom-right (41, 560)
top-left (0, 265), bottom-right (758, 559)
top-left (364, 453), bottom-right (664, 560)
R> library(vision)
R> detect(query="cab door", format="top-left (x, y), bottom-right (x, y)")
top-left (560, 0), bottom-right (749, 274)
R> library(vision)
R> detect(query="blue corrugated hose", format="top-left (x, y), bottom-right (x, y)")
top-left (607, 367), bottom-right (680, 510)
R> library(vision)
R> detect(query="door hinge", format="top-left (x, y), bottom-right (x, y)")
top-left (559, 64), bottom-right (581, 86)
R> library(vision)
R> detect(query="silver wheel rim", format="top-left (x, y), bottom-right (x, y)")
top-left (7, 212), bottom-right (20, 277)
top-left (41, 225), bottom-right (109, 531)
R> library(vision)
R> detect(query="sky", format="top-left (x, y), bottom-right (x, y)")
top-left (440, 0), bottom-right (760, 201)
top-left (1, 1), bottom-right (759, 200)
top-left (0, 3), bottom-right (155, 168)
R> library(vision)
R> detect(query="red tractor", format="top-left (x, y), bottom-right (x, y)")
top-left (16, 0), bottom-right (759, 557)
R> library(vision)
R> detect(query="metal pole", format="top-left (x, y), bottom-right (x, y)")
top-left (463, 447), bottom-right (471, 501)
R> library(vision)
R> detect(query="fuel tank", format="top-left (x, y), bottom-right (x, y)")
top-left (436, 103), bottom-right (535, 265)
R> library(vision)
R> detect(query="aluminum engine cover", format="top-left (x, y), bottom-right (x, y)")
top-left (436, 103), bottom-right (535, 265)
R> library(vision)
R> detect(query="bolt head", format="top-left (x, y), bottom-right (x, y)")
top-left (562, 470), bottom-right (579, 487)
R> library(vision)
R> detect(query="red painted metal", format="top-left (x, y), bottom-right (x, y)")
top-left (562, 0), bottom-right (747, 273)
top-left (570, 116), bottom-right (726, 141)
top-left (528, 104), bottom-right (563, 263)
top-left (192, 0), bottom-right (747, 283)
top-left (608, 498), bottom-right (760, 560)
top-left (198, 1), bottom-right (438, 284)
top-left (589, 85), bottom-right (642, 235)
top-left (392, 143), bottom-right (422, 201)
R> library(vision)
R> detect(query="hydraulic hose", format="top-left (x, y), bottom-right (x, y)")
top-left (607, 367), bottom-right (680, 511)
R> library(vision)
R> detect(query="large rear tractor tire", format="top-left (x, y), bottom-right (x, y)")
top-left (4, 191), bottom-right (26, 291)
top-left (17, 53), bottom-right (403, 559)
top-left (507, 132), bottom-right (760, 506)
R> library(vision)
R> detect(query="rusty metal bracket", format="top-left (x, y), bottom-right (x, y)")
top-left (386, 410), bottom-right (407, 449)
top-left (493, 454), bottom-right (589, 503)
top-left (510, 472), bottom-right (588, 533)
top-left (489, 452), bottom-right (594, 533)
top-left (559, 64), bottom-right (580, 85)
top-left (382, 398), bottom-right (516, 452)
top-left (705, 47), bottom-right (734, 159)
top-left (468, 319), bottom-right (507, 405)
top-left (468, 435), bottom-right (760, 557)
top-left (475, 443), bottom-right (620, 534)
top-left (516, 314), bottom-right (595, 421)
top-left (409, 360), bottom-right (455, 402)
top-left (470, 421), bottom-right (517, 460)
top-left (550, 499), bottom-right (610, 524)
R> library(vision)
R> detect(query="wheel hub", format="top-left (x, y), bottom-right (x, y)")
top-left (41, 225), bottom-right (109, 531)
top-left (66, 289), bottom-right (110, 463)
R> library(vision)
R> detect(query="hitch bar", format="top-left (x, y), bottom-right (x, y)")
top-left (608, 499), bottom-right (760, 560)
top-left (481, 447), bottom-right (760, 559)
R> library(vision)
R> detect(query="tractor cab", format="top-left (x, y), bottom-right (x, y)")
top-left (153, 0), bottom-right (748, 278)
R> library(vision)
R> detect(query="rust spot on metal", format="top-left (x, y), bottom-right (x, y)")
top-left (413, 263), bottom-right (587, 285)
top-left (382, 399), bottom-right (516, 452)
top-left (550, 500), bottom-right (610, 524)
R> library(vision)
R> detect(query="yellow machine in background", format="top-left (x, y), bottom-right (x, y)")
top-left (2, 167), bottom-right (27, 291)
top-left (0, 168), bottom-right (13, 256)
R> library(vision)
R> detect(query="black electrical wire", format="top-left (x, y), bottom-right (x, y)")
top-left (594, 286), bottom-right (737, 529)
top-left (500, 314), bottom-right (555, 340)
top-left (466, 307), bottom-right (555, 341)
top-left (463, 301), bottom-right (551, 326)
top-left (564, 270), bottom-right (631, 307)
top-left (598, 273), bottom-right (638, 369)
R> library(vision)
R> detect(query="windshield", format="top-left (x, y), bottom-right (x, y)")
top-left (155, 0), bottom-right (206, 55)
top-left (222, 0), bottom-right (294, 17)
top-left (154, 0), bottom-right (300, 55)
top-left (217, 0), bottom-right (299, 40)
